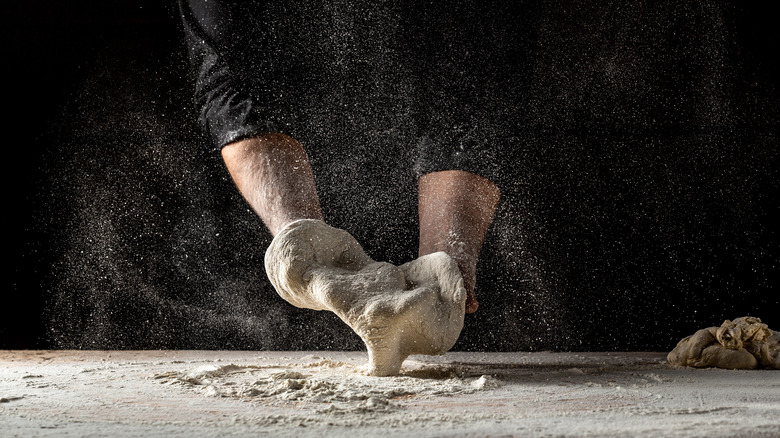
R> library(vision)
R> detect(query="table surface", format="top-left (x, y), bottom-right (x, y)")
top-left (1, 350), bottom-right (778, 437)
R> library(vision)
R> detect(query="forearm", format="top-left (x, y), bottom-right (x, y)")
top-left (221, 133), bottom-right (323, 236)
top-left (418, 170), bottom-right (500, 257)
top-left (418, 169), bottom-right (501, 313)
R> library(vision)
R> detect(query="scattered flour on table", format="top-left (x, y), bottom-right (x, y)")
top-left (151, 358), bottom-right (500, 415)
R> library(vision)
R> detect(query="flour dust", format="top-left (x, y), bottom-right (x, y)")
top-left (152, 357), bottom-right (500, 416)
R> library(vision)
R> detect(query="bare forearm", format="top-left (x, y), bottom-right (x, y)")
top-left (418, 169), bottom-right (501, 313)
top-left (221, 133), bottom-right (323, 236)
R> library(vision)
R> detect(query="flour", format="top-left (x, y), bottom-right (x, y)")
top-left (668, 316), bottom-right (780, 369)
top-left (264, 219), bottom-right (466, 375)
top-left (152, 358), bottom-right (500, 414)
top-left (6, 350), bottom-right (780, 437)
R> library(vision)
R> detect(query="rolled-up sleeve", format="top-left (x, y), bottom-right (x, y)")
top-left (179, 0), bottom-right (279, 150)
top-left (410, 2), bottom-right (530, 187)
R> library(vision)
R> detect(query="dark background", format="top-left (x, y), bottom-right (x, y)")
top-left (5, 1), bottom-right (778, 352)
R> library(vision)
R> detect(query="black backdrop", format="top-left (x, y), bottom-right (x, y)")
top-left (6, 1), bottom-right (778, 352)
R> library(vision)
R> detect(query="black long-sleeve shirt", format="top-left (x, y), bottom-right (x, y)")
top-left (177, 0), bottom-right (529, 184)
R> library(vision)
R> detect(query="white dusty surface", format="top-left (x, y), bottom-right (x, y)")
top-left (1, 350), bottom-right (778, 437)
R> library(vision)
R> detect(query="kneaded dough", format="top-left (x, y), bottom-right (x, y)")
top-left (668, 316), bottom-right (780, 369)
top-left (265, 219), bottom-right (466, 376)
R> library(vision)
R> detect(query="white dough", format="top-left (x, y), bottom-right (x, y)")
top-left (264, 219), bottom-right (467, 376)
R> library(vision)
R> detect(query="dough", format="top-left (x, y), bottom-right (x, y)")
top-left (668, 316), bottom-right (780, 369)
top-left (264, 219), bottom-right (467, 376)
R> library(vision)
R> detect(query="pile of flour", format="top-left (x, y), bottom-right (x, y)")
top-left (152, 357), bottom-right (499, 413)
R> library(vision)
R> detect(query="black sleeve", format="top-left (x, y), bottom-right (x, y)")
top-left (409, 2), bottom-right (535, 187)
top-left (178, 0), bottom-right (279, 150)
